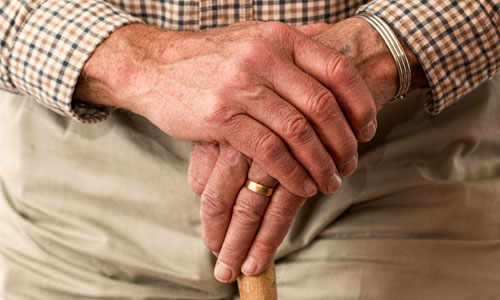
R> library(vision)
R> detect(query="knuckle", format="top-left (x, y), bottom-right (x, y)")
top-left (327, 55), bottom-right (359, 87)
top-left (337, 137), bottom-right (358, 161)
top-left (254, 133), bottom-right (283, 162)
top-left (276, 161), bottom-right (309, 196)
top-left (200, 192), bottom-right (231, 221)
top-left (344, 95), bottom-right (377, 128)
top-left (220, 243), bottom-right (242, 260)
top-left (284, 115), bottom-right (312, 143)
top-left (307, 88), bottom-right (337, 120)
top-left (357, 102), bottom-right (377, 125)
top-left (223, 63), bottom-right (255, 88)
top-left (253, 236), bottom-right (280, 254)
top-left (266, 204), bottom-right (298, 226)
top-left (237, 40), bottom-right (272, 65)
top-left (219, 152), bottom-right (251, 178)
top-left (202, 94), bottom-right (237, 126)
top-left (261, 21), bottom-right (291, 36)
top-left (188, 175), bottom-right (205, 196)
top-left (286, 159), bottom-right (305, 181)
top-left (232, 201), bottom-right (264, 228)
top-left (193, 141), bottom-right (217, 156)
top-left (220, 145), bottom-right (245, 163)
top-left (248, 172), bottom-right (277, 188)
top-left (346, 137), bottom-right (358, 154)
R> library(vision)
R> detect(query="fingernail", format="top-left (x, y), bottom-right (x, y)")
top-left (326, 173), bottom-right (342, 194)
top-left (241, 256), bottom-right (257, 275)
top-left (341, 156), bottom-right (357, 176)
top-left (214, 261), bottom-right (233, 282)
top-left (361, 121), bottom-right (376, 141)
top-left (304, 178), bottom-right (318, 196)
top-left (211, 251), bottom-right (219, 257)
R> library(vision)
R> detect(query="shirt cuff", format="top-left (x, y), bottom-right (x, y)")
top-left (9, 0), bottom-right (143, 123)
top-left (357, 0), bottom-right (500, 114)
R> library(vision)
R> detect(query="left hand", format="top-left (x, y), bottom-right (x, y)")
top-left (189, 142), bottom-right (306, 283)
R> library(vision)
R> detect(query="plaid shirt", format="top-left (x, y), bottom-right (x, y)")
top-left (0, 0), bottom-right (499, 123)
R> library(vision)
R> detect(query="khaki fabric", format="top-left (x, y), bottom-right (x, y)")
top-left (1, 75), bottom-right (500, 299)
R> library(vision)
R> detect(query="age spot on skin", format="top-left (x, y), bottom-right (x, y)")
top-left (339, 44), bottom-right (352, 56)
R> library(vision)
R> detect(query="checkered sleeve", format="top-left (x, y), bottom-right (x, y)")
top-left (358, 0), bottom-right (500, 114)
top-left (0, 0), bottom-right (142, 123)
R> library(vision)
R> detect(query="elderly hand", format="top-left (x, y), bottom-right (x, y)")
top-left (189, 142), bottom-right (307, 283)
top-left (75, 21), bottom-right (376, 198)
top-left (188, 18), bottom-right (428, 283)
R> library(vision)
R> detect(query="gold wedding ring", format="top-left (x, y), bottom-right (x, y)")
top-left (245, 179), bottom-right (274, 197)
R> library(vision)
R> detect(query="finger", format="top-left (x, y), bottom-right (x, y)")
top-left (200, 145), bottom-right (250, 253)
top-left (188, 142), bottom-right (220, 195)
top-left (243, 87), bottom-right (340, 194)
top-left (225, 114), bottom-right (317, 197)
top-left (291, 33), bottom-right (377, 143)
top-left (295, 22), bottom-right (330, 36)
top-left (214, 163), bottom-right (277, 283)
top-left (241, 184), bottom-right (306, 276)
top-left (269, 58), bottom-right (358, 178)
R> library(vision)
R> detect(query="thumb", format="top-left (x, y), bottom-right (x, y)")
top-left (295, 22), bottom-right (330, 37)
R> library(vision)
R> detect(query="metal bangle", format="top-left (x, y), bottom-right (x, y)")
top-left (355, 12), bottom-right (411, 103)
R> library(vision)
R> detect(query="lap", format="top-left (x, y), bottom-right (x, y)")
top-left (1, 75), bottom-right (500, 299)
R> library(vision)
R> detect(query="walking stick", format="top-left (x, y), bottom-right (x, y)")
top-left (237, 261), bottom-right (277, 300)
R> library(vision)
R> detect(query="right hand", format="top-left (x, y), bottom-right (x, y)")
top-left (75, 21), bottom-right (376, 197)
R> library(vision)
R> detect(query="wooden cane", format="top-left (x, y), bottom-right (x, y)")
top-left (237, 261), bottom-right (277, 300)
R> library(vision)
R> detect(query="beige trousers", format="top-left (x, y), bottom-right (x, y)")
top-left (1, 75), bottom-right (500, 299)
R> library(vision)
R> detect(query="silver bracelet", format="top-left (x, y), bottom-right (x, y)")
top-left (355, 12), bottom-right (411, 103)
